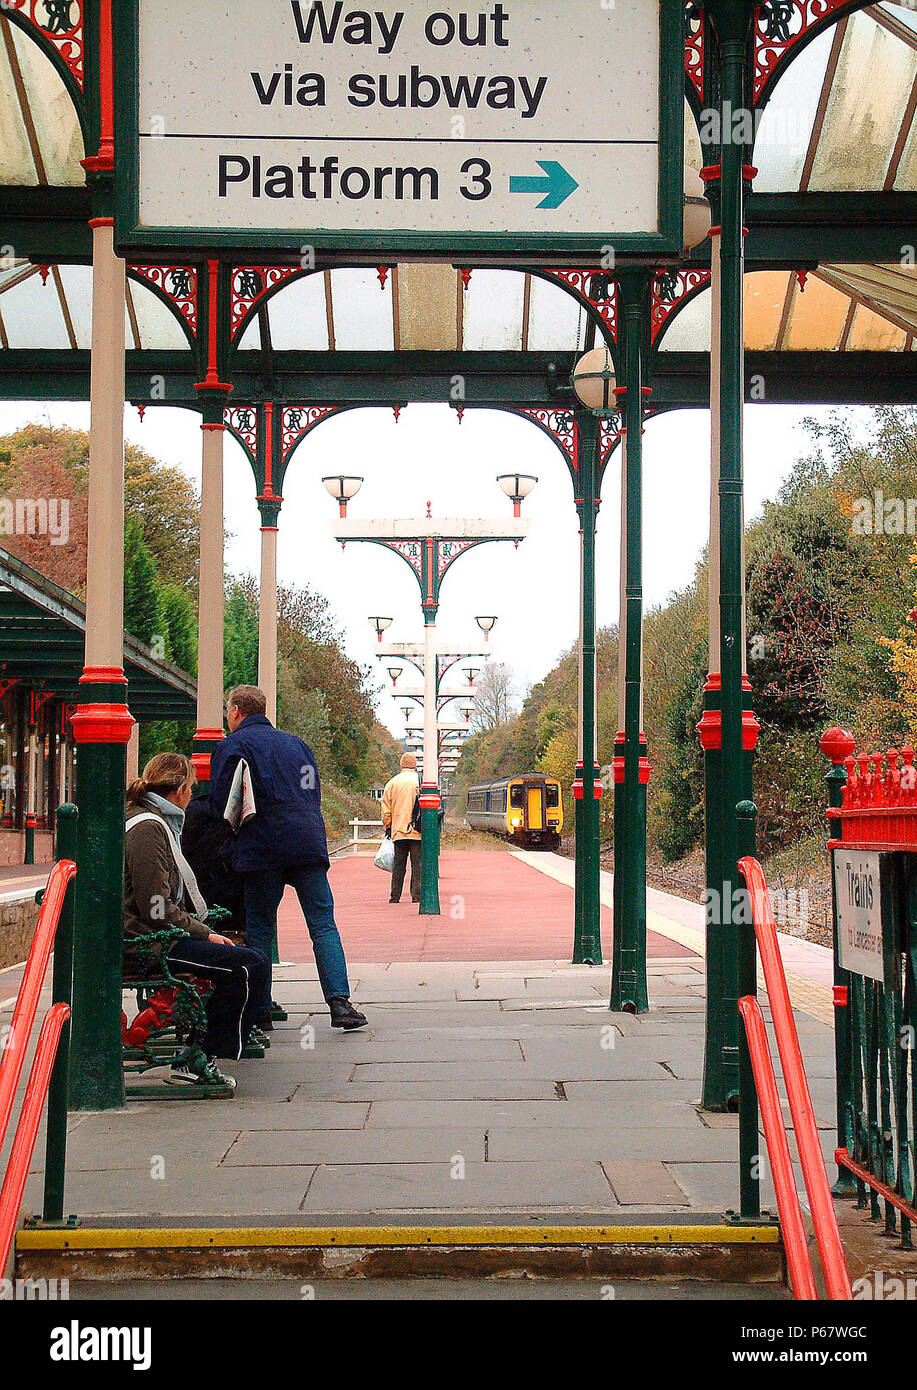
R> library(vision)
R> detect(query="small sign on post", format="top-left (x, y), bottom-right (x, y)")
top-left (833, 847), bottom-right (884, 983)
top-left (114, 0), bottom-right (684, 258)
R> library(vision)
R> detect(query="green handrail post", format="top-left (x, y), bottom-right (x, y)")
top-left (42, 803), bottom-right (77, 1225)
top-left (820, 727), bottom-right (858, 1197)
top-left (736, 799), bottom-right (760, 1220)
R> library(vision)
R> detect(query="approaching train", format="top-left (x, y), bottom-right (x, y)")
top-left (465, 774), bottom-right (563, 849)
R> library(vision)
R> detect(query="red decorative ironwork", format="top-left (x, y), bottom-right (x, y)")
top-left (229, 265), bottom-right (301, 340)
top-left (542, 269), bottom-right (617, 340)
top-left (393, 406), bottom-right (402, 422)
top-left (685, 3), bottom-right (704, 104)
top-left (376, 267), bottom-right (391, 289)
top-left (796, 269), bottom-right (809, 292)
top-left (650, 268), bottom-right (711, 344)
top-left (280, 405), bottom-right (338, 462)
top-left (224, 405), bottom-right (258, 458)
top-left (128, 264), bottom-right (199, 335)
top-left (437, 539), bottom-right (476, 579)
top-left (37, 265), bottom-right (50, 286)
top-left (753, 0), bottom-right (852, 104)
top-left (458, 269), bottom-right (473, 290)
top-left (7, 0), bottom-right (84, 88)
top-left (516, 407), bottom-right (578, 472)
top-left (388, 539), bottom-right (424, 580)
top-left (599, 417), bottom-right (624, 469)
top-left (828, 743), bottom-right (917, 850)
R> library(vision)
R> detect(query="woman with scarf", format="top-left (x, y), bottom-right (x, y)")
top-left (123, 752), bottom-right (269, 1090)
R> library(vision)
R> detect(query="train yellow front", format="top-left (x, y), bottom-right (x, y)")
top-left (465, 775), bottom-right (563, 849)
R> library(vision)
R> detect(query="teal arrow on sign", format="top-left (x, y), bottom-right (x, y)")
top-left (509, 160), bottom-right (579, 211)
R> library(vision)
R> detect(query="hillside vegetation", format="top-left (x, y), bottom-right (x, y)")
top-left (0, 424), bottom-right (400, 803)
top-left (454, 409), bottom-right (917, 894)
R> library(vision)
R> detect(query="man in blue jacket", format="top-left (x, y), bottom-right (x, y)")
top-left (209, 685), bottom-right (368, 1031)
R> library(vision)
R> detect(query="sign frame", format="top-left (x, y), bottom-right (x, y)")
top-left (832, 847), bottom-right (886, 984)
top-left (112, 0), bottom-right (686, 259)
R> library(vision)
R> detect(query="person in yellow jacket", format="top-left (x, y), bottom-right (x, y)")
top-left (381, 753), bottom-right (423, 903)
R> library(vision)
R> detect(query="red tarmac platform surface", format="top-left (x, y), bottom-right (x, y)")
top-left (276, 850), bottom-right (697, 964)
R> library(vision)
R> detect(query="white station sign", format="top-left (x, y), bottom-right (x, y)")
top-left (833, 848), bottom-right (885, 983)
top-left (128, 0), bottom-right (669, 250)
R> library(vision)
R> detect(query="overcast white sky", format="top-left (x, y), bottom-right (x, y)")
top-left (0, 399), bottom-right (869, 735)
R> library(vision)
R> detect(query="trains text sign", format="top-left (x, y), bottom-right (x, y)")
top-left (114, 0), bottom-right (683, 257)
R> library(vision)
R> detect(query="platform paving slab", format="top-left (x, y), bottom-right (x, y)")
top-left (10, 849), bottom-right (840, 1238)
top-left (298, 1160), bottom-right (619, 1213)
top-left (223, 1127), bottom-right (486, 1167)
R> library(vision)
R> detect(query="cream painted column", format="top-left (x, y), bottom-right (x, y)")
top-left (193, 418), bottom-right (226, 781)
top-left (258, 509), bottom-right (280, 723)
top-left (126, 721), bottom-right (140, 783)
top-left (69, 217), bottom-right (133, 1110)
top-left (422, 621), bottom-right (439, 789)
top-left (84, 222), bottom-right (126, 670)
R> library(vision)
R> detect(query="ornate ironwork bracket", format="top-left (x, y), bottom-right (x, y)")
top-left (6, 0), bottom-right (84, 88)
top-left (229, 265), bottom-right (302, 343)
top-left (280, 405), bottom-right (340, 467)
top-left (753, 0), bottom-right (854, 104)
top-left (650, 267), bottom-right (712, 345)
top-left (128, 264), bottom-right (199, 339)
top-left (685, 2), bottom-right (705, 104)
top-left (223, 405), bottom-right (258, 463)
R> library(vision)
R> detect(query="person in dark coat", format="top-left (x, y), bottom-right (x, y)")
top-left (209, 685), bottom-right (368, 1031)
top-left (181, 796), bottom-right (246, 936)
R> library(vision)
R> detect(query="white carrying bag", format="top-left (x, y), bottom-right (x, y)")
top-left (374, 837), bottom-right (395, 872)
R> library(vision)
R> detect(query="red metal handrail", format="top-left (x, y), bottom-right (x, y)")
top-left (738, 996), bottom-right (818, 1299)
top-left (835, 1147), bottom-right (917, 1225)
top-left (0, 858), bottom-right (76, 1154)
top-left (0, 1003), bottom-right (70, 1274)
top-left (738, 855), bottom-right (851, 1300)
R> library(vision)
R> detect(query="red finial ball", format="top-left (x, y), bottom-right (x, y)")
top-left (820, 726), bottom-right (855, 764)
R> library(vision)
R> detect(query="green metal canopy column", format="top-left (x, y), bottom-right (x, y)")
top-left (610, 272), bottom-right (651, 1014)
top-left (572, 409), bottom-right (602, 965)
top-left (704, 0), bottom-right (760, 1215)
top-left (68, 214), bottom-right (132, 1112)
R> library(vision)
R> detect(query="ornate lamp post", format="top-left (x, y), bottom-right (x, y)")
top-left (568, 357), bottom-right (610, 968)
top-left (330, 492), bottom-right (530, 914)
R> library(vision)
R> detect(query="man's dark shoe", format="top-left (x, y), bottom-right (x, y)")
top-left (329, 997), bottom-right (368, 1031)
top-left (389, 897), bottom-right (400, 904)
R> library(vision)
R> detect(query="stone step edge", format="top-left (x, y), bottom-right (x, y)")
top-left (19, 1221), bottom-right (781, 1252)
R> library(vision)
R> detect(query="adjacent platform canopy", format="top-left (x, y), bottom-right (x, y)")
top-left (0, 549), bottom-right (197, 721)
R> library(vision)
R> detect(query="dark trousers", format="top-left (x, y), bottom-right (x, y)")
top-left (391, 839), bottom-right (422, 902)
top-left (243, 865), bottom-right (350, 1008)
top-left (166, 937), bottom-right (269, 1062)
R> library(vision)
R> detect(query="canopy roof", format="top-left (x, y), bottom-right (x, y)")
top-left (0, 549), bottom-right (197, 721)
top-left (2, 2), bottom-right (917, 399)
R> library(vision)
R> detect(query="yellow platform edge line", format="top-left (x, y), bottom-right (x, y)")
top-left (18, 1223), bottom-right (781, 1251)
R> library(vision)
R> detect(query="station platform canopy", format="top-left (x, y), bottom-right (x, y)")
top-left (3, 2), bottom-right (917, 413)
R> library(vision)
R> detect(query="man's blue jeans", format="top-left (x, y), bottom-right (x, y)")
top-left (242, 865), bottom-right (351, 1009)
